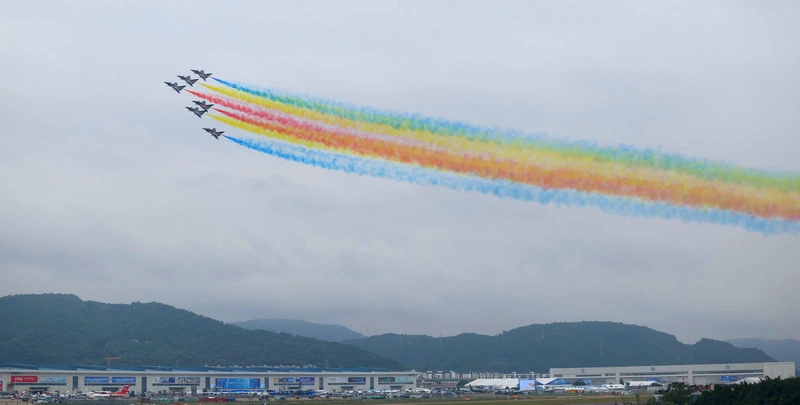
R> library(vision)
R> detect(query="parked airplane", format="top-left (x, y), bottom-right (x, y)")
top-left (186, 107), bottom-right (206, 118)
top-left (90, 385), bottom-right (131, 398)
top-left (203, 128), bottom-right (224, 139)
top-left (191, 69), bottom-right (212, 80)
top-left (193, 100), bottom-right (214, 111)
top-left (178, 75), bottom-right (198, 86)
top-left (164, 82), bottom-right (185, 93)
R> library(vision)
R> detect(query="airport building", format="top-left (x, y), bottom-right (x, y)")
top-left (550, 362), bottom-right (796, 386)
top-left (0, 365), bottom-right (418, 394)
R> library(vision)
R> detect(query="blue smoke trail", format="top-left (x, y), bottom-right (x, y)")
top-left (213, 78), bottom-right (799, 185)
top-left (223, 135), bottom-right (798, 235)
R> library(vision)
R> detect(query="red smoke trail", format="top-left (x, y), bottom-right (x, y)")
top-left (189, 89), bottom-right (441, 151)
top-left (215, 108), bottom-right (797, 220)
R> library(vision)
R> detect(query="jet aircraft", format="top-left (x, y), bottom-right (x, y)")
top-left (178, 75), bottom-right (198, 86)
top-left (165, 82), bottom-right (185, 93)
top-left (193, 100), bottom-right (214, 111)
top-left (203, 128), bottom-right (224, 139)
top-left (90, 385), bottom-right (131, 398)
top-left (191, 69), bottom-right (212, 80)
top-left (186, 106), bottom-right (206, 118)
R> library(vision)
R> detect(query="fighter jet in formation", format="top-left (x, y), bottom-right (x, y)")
top-left (191, 69), bottom-right (213, 81)
top-left (193, 100), bottom-right (214, 111)
top-left (178, 75), bottom-right (198, 87)
top-left (186, 106), bottom-right (206, 118)
top-left (164, 82), bottom-right (185, 93)
top-left (203, 128), bottom-right (224, 139)
top-left (165, 70), bottom-right (225, 138)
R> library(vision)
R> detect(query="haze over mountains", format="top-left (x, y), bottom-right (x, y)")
top-left (233, 319), bottom-right (366, 342)
top-left (0, 294), bottom-right (777, 373)
top-left (728, 338), bottom-right (800, 372)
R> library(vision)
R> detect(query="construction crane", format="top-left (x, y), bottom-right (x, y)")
top-left (105, 356), bottom-right (122, 366)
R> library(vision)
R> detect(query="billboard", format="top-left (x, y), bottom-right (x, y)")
top-left (273, 377), bottom-right (314, 385)
top-left (378, 377), bottom-right (414, 384)
top-left (39, 376), bottom-right (67, 385)
top-left (153, 377), bottom-right (201, 385)
top-left (327, 377), bottom-right (365, 385)
top-left (11, 376), bottom-right (38, 383)
top-left (214, 378), bottom-right (262, 389)
top-left (85, 376), bottom-right (110, 384)
top-left (519, 379), bottom-right (537, 391)
top-left (0, 381), bottom-right (3, 391)
top-left (112, 377), bottom-right (137, 385)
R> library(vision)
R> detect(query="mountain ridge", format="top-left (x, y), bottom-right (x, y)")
top-left (0, 293), bottom-right (399, 369)
top-left (233, 318), bottom-right (365, 342)
top-left (344, 321), bottom-right (775, 372)
top-left (727, 338), bottom-right (800, 372)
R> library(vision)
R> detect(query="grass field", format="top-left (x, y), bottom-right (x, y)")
top-left (271, 395), bottom-right (652, 405)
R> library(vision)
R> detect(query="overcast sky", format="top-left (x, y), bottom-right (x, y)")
top-left (1, 1), bottom-right (798, 346)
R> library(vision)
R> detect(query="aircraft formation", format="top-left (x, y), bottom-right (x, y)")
top-left (164, 69), bottom-right (224, 140)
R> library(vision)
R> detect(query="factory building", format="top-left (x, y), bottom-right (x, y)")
top-left (550, 361), bottom-right (795, 386)
top-left (0, 365), bottom-right (418, 394)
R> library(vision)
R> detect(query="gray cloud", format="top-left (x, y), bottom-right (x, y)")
top-left (1, 0), bottom-right (798, 346)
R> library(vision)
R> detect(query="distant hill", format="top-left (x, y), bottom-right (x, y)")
top-left (233, 319), bottom-right (365, 342)
top-left (0, 294), bottom-right (399, 369)
top-left (344, 322), bottom-right (774, 372)
top-left (728, 338), bottom-right (800, 369)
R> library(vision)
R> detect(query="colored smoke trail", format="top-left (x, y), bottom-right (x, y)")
top-left (179, 79), bottom-right (800, 233)
top-left (221, 135), bottom-right (800, 235)
top-left (209, 105), bottom-right (798, 221)
top-left (212, 78), bottom-right (800, 193)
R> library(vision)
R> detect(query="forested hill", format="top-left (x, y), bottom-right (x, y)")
top-left (233, 319), bottom-right (366, 342)
top-left (0, 294), bottom-right (399, 369)
top-left (344, 322), bottom-right (774, 372)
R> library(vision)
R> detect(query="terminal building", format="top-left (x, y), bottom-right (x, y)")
top-left (0, 365), bottom-right (418, 394)
top-left (550, 362), bottom-right (796, 386)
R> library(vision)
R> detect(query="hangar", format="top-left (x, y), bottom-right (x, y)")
top-left (0, 365), bottom-right (418, 394)
top-left (549, 361), bottom-right (795, 386)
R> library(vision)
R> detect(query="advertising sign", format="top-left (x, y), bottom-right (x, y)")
top-left (12, 376), bottom-right (39, 384)
top-left (39, 376), bottom-right (67, 384)
top-left (378, 377), bottom-right (414, 384)
top-left (327, 377), bottom-right (366, 385)
top-left (273, 377), bottom-right (294, 385)
top-left (215, 378), bottom-right (261, 389)
top-left (112, 377), bottom-right (137, 385)
top-left (519, 380), bottom-right (537, 391)
top-left (85, 376), bottom-right (110, 384)
top-left (153, 377), bottom-right (201, 385)
top-left (0, 381), bottom-right (3, 391)
top-left (296, 377), bottom-right (315, 384)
